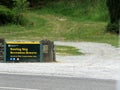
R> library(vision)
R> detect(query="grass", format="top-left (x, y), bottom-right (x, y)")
top-left (56, 45), bottom-right (83, 56)
top-left (0, 11), bottom-right (118, 46)
top-left (44, 0), bottom-right (108, 22)
top-left (0, 0), bottom-right (119, 47)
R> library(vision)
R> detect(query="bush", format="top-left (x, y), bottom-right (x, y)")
top-left (106, 23), bottom-right (119, 34)
top-left (0, 5), bottom-right (27, 25)
top-left (13, 13), bottom-right (28, 25)
top-left (12, 0), bottom-right (29, 25)
top-left (0, 5), bottom-right (14, 25)
top-left (0, 0), bottom-right (29, 26)
top-left (13, 0), bottom-right (29, 13)
top-left (0, 0), bottom-right (14, 8)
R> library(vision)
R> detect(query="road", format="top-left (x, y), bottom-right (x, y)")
top-left (0, 73), bottom-right (117, 90)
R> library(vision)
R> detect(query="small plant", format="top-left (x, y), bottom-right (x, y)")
top-left (13, 0), bottom-right (29, 13)
top-left (12, 0), bottom-right (29, 25)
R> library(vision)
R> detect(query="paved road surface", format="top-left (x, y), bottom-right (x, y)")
top-left (0, 73), bottom-right (116, 90)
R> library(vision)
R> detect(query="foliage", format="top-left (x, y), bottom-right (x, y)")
top-left (13, 0), bottom-right (29, 13)
top-left (12, 0), bottom-right (29, 25)
top-left (106, 23), bottom-right (119, 33)
top-left (0, 0), bottom-right (119, 45)
top-left (0, 11), bottom-right (118, 46)
top-left (28, 0), bottom-right (41, 8)
top-left (0, 5), bottom-right (14, 25)
top-left (27, 0), bottom-right (59, 8)
top-left (0, 0), bottom-right (29, 25)
top-left (0, 0), bottom-right (109, 24)
top-left (0, 0), bottom-right (14, 8)
top-left (40, 0), bottom-right (108, 22)
top-left (106, 0), bottom-right (120, 34)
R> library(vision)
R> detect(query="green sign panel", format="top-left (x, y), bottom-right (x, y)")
top-left (5, 42), bottom-right (41, 62)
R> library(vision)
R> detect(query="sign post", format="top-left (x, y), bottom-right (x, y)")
top-left (4, 42), bottom-right (6, 63)
top-left (40, 41), bottom-right (43, 62)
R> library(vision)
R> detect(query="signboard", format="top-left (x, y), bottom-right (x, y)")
top-left (5, 41), bottom-right (40, 62)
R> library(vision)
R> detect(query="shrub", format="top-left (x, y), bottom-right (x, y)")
top-left (0, 0), bottom-right (29, 25)
top-left (106, 23), bottom-right (119, 34)
top-left (0, 0), bottom-right (14, 8)
top-left (0, 5), bottom-right (14, 25)
top-left (13, 13), bottom-right (28, 25)
top-left (13, 0), bottom-right (29, 13)
top-left (12, 0), bottom-right (29, 25)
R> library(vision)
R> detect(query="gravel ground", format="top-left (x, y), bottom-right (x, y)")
top-left (0, 41), bottom-right (119, 80)
top-left (55, 41), bottom-right (120, 80)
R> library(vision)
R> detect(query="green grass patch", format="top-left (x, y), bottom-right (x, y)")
top-left (42, 0), bottom-right (108, 22)
top-left (0, 10), bottom-right (118, 46)
top-left (56, 45), bottom-right (83, 56)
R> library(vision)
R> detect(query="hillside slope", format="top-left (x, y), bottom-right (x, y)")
top-left (0, 0), bottom-right (118, 46)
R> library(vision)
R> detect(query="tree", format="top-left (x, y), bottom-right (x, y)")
top-left (0, 0), bottom-right (14, 8)
top-left (106, 0), bottom-right (120, 34)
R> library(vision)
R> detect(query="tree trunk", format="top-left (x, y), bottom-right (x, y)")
top-left (106, 0), bottom-right (120, 34)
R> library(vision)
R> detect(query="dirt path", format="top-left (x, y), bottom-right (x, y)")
top-left (55, 41), bottom-right (120, 62)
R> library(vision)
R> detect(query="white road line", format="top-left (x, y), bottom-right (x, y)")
top-left (0, 86), bottom-right (39, 90)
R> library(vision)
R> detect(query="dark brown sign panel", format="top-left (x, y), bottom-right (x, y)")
top-left (6, 42), bottom-right (40, 62)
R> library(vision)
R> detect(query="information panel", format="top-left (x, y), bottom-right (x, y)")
top-left (6, 42), bottom-right (40, 62)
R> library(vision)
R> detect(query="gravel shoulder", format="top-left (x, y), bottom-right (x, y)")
top-left (0, 41), bottom-right (119, 80)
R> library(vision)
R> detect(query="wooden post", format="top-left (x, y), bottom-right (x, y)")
top-left (41, 40), bottom-right (56, 62)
